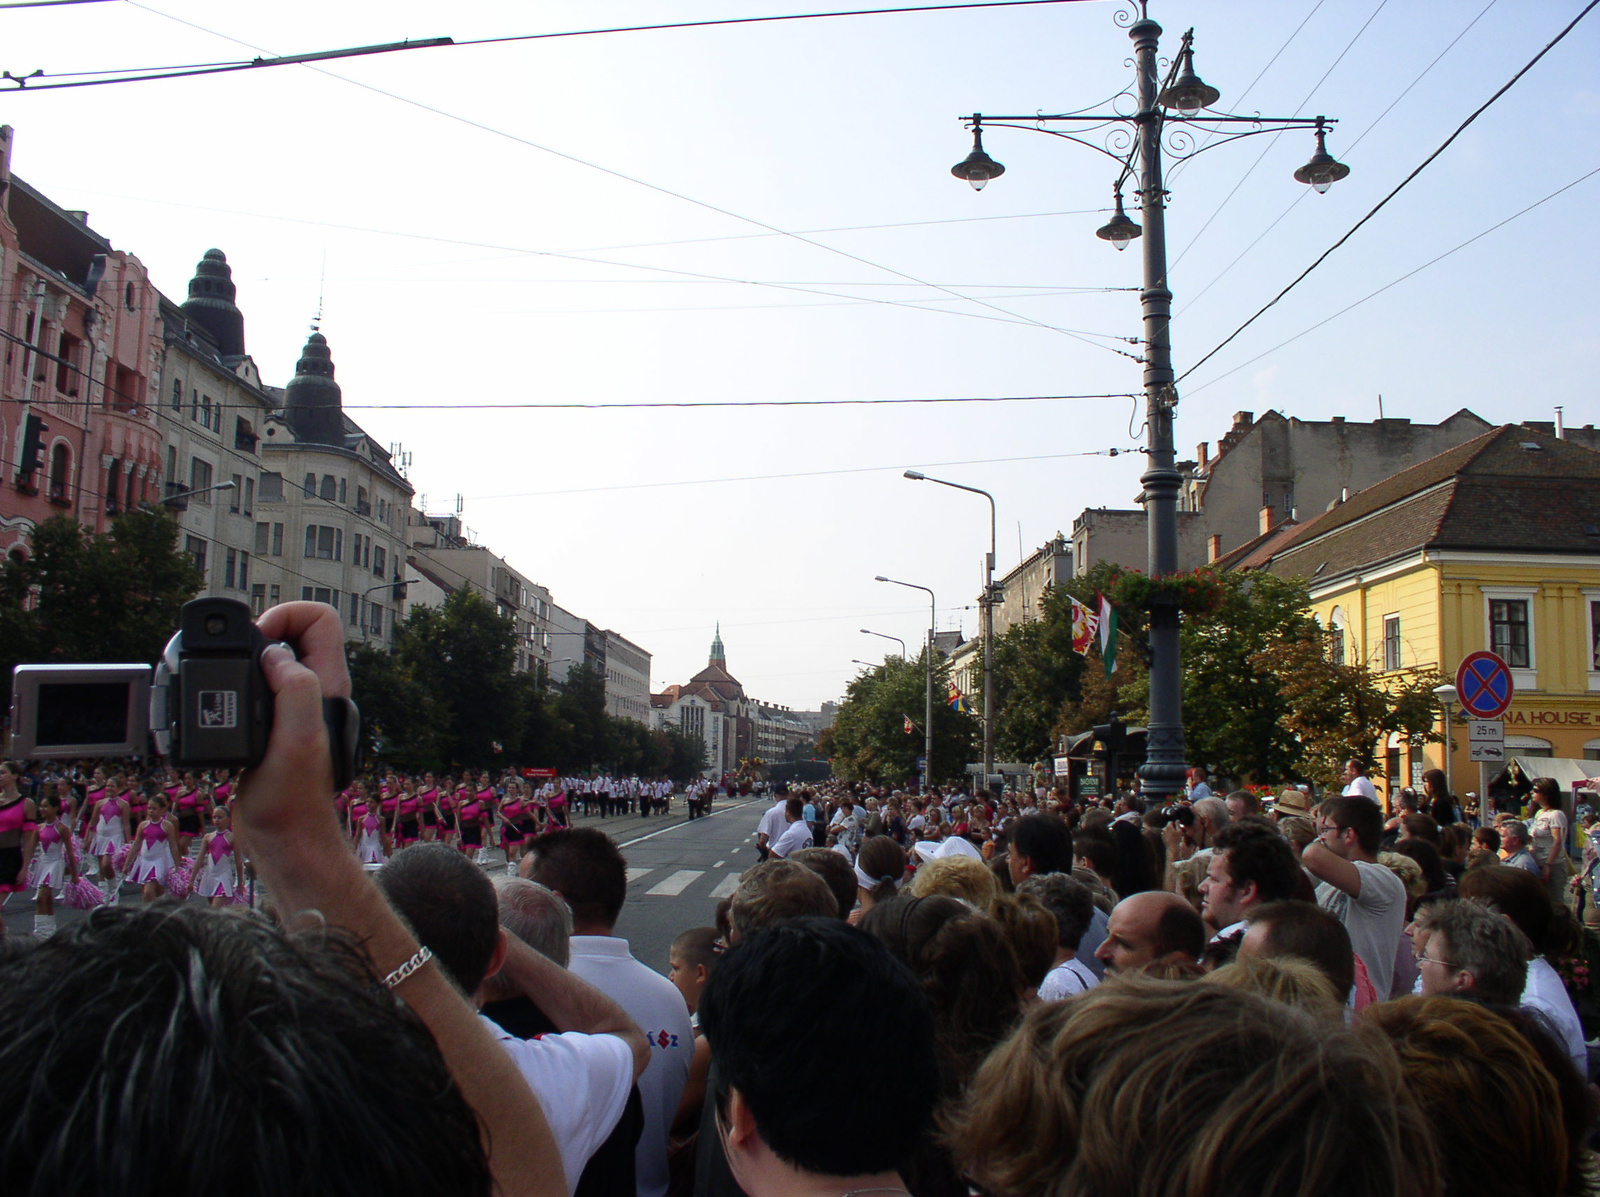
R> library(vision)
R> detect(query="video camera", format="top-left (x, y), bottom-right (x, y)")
top-left (9, 597), bottom-right (358, 787)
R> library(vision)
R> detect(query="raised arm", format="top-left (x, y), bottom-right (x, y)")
top-left (242, 603), bottom-right (562, 1197)
top-left (496, 934), bottom-right (651, 1082)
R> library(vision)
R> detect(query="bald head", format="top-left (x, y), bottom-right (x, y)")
top-left (1095, 891), bottom-right (1205, 975)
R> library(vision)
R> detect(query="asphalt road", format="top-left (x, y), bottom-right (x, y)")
top-left (2, 795), bottom-right (776, 981)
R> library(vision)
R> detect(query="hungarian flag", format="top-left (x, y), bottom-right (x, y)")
top-left (948, 681), bottom-right (972, 713)
top-left (903, 714), bottom-right (916, 735)
top-left (1069, 597), bottom-right (1099, 656)
top-left (1097, 592), bottom-right (1119, 677)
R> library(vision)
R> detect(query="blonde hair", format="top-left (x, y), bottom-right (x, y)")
top-left (944, 975), bottom-right (1437, 1197)
top-left (909, 854), bottom-right (999, 910)
top-left (1200, 953), bottom-right (1341, 1018)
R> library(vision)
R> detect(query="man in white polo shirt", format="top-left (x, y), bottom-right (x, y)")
top-left (525, 828), bottom-right (694, 1197)
top-left (756, 786), bottom-right (790, 861)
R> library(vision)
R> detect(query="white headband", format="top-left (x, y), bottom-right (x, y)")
top-left (854, 861), bottom-right (901, 892)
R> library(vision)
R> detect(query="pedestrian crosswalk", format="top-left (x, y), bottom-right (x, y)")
top-left (624, 864), bottom-right (743, 901)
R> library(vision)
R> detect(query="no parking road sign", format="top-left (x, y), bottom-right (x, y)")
top-left (1456, 651), bottom-right (1515, 720)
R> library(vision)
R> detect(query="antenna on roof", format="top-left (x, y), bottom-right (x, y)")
top-left (1377, 393), bottom-right (1384, 420)
top-left (311, 252), bottom-right (327, 333)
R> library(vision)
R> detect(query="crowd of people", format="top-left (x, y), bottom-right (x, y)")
top-left (2, 602), bottom-right (1598, 1196)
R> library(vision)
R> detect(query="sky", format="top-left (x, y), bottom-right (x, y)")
top-left (3, 0), bottom-right (1597, 710)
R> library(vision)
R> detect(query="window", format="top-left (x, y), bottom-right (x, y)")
top-left (349, 592), bottom-right (361, 625)
top-left (369, 602), bottom-right (384, 636)
top-left (1382, 615), bottom-right (1401, 671)
top-left (356, 486), bottom-right (370, 516)
top-left (258, 472), bottom-right (283, 503)
top-left (250, 584), bottom-right (266, 617)
top-left (1327, 607), bottom-right (1346, 664)
top-left (186, 535), bottom-right (207, 576)
top-left (1593, 600), bottom-right (1600, 672)
top-left (201, 394), bottom-right (213, 429)
top-left (373, 545), bottom-right (386, 577)
top-left (48, 443), bottom-right (69, 501)
top-left (301, 586), bottom-right (335, 605)
top-left (255, 522), bottom-right (270, 554)
top-left (190, 458), bottom-right (214, 502)
top-left (125, 466), bottom-right (136, 513)
top-left (224, 548), bottom-right (237, 589)
top-left (304, 525), bottom-right (343, 560)
top-left (338, 477), bottom-right (347, 505)
top-left (234, 417), bottom-right (257, 453)
top-left (269, 583), bottom-right (281, 608)
top-left (1489, 599), bottom-right (1530, 668)
top-left (239, 550), bottom-right (249, 590)
top-left (303, 473), bottom-right (316, 497)
top-left (243, 476), bottom-right (254, 517)
top-left (191, 388), bottom-right (199, 422)
top-left (352, 534), bottom-right (363, 567)
top-left (271, 523), bottom-right (283, 556)
top-left (363, 537), bottom-right (371, 568)
top-left (171, 379), bottom-right (183, 411)
top-left (166, 445), bottom-right (177, 487)
top-left (319, 475), bottom-right (337, 501)
top-left (229, 474), bottom-right (242, 513)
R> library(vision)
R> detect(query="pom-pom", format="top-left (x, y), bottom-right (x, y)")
top-left (113, 842), bottom-right (134, 872)
top-left (61, 876), bottom-right (107, 910)
top-left (165, 860), bottom-right (194, 901)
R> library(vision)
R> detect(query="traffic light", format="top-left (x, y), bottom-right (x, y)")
top-left (1091, 713), bottom-right (1128, 790)
top-left (19, 413), bottom-right (47, 475)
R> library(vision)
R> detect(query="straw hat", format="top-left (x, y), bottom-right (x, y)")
top-left (1273, 788), bottom-right (1314, 818)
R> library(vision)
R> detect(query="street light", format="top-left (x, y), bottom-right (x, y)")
top-left (861, 628), bottom-right (907, 659)
top-left (158, 479), bottom-right (235, 507)
top-left (955, 7), bottom-right (1348, 803)
top-left (875, 574), bottom-right (936, 791)
top-left (364, 577), bottom-right (421, 596)
top-left (904, 469), bottom-right (997, 785)
top-left (1433, 682), bottom-right (1458, 799)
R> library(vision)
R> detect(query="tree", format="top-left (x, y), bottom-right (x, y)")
top-left (553, 663), bottom-right (609, 773)
top-left (822, 652), bottom-right (978, 784)
top-left (348, 641), bottom-right (443, 771)
top-left (0, 511), bottom-right (202, 705)
top-left (393, 588), bottom-right (520, 769)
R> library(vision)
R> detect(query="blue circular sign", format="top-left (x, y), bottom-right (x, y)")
top-left (1456, 651), bottom-right (1514, 720)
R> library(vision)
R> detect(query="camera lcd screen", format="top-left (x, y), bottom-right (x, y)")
top-left (35, 681), bottom-right (133, 747)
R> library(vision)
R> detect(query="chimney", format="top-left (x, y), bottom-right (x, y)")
top-left (64, 210), bottom-right (89, 224)
top-left (1197, 441), bottom-right (1209, 468)
top-left (1259, 505), bottom-right (1278, 536)
top-left (1233, 411), bottom-right (1254, 431)
top-left (1207, 534), bottom-right (1222, 563)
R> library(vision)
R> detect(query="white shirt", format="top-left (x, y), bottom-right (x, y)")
top-left (1038, 956), bottom-right (1099, 1001)
top-left (769, 819), bottom-right (813, 859)
top-left (1342, 776), bottom-right (1378, 801)
top-left (1316, 860), bottom-right (1407, 1000)
top-left (478, 1016), bottom-right (633, 1195)
top-left (568, 935), bottom-right (694, 1197)
top-left (757, 801), bottom-right (787, 845)
top-left (1523, 956), bottom-right (1588, 1077)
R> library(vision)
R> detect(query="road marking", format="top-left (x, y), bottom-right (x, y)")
top-left (708, 873), bottom-right (741, 899)
top-left (646, 869), bottom-right (703, 897)
top-left (616, 796), bottom-right (767, 849)
top-left (713, 860), bottom-right (725, 868)
top-left (626, 867), bottom-right (653, 884)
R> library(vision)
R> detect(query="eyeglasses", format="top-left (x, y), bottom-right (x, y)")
top-left (1417, 952), bottom-right (1457, 969)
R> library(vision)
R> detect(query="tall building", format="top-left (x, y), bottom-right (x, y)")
top-left (251, 330), bottom-right (413, 645)
top-left (0, 128), bottom-right (164, 557)
top-left (600, 628), bottom-right (652, 724)
top-left (653, 626), bottom-right (754, 776)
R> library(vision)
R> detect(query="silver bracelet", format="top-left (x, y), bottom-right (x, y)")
top-left (383, 946), bottom-right (434, 989)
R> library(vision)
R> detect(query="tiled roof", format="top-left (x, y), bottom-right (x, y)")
top-left (1260, 426), bottom-right (1600, 584)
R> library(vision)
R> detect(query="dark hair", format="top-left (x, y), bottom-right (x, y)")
top-left (1008, 814), bottom-right (1073, 875)
top-left (1400, 813), bottom-right (1439, 845)
top-left (699, 918), bottom-right (938, 1177)
top-left (1321, 796), bottom-right (1382, 856)
top-left (0, 905), bottom-right (489, 1197)
top-left (1392, 839), bottom-right (1449, 895)
top-left (1018, 872), bottom-right (1095, 948)
top-left (1073, 826), bottom-right (1116, 882)
top-left (1110, 820), bottom-right (1160, 896)
top-left (785, 797), bottom-right (804, 819)
top-left (1457, 865), bottom-right (1552, 956)
top-left (790, 847), bottom-right (855, 920)
top-left (1211, 823), bottom-right (1302, 904)
top-left (1154, 900), bottom-right (1207, 962)
top-left (1244, 900), bottom-right (1355, 1002)
top-left (672, 926), bottom-right (722, 973)
top-left (524, 827), bottom-right (627, 928)
top-left (376, 844), bottom-right (500, 994)
top-left (855, 836), bottom-right (907, 903)
top-left (991, 894), bottom-right (1058, 990)
top-left (1473, 826), bottom-right (1502, 854)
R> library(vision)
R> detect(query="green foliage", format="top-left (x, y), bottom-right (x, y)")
top-left (392, 588), bottom-right (520, 769)
top-left (821, 650), bottom-right (978, 784)
top-left (0, 511), bottom-right (202, 704)
top-left (348, 641), bottom-right (444, 770)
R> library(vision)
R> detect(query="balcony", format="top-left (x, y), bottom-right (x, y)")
top-left (356, 500), bottom-right (372, 517)
top-left (163, 481), bottom-right (190, 511)
top-left (235, 429), bottom-right (258, 454)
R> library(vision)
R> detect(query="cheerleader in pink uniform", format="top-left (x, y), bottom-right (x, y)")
top-left (120, 773), bottom-right (147, 831)
top-left (417, 773), bottom-right (442, 842)
top-left (29, 791), bottom-right (77, 936)
top-left (87, 783), bottom-right (130, 905)
top-left (129, 793), bottom-right (179, 902)
top-left (454, 786), bottom-right (488, 861)
top-left (0, 762), bottom-right (39, 923)
top-left (392, 777), bottom-right (421, 846)
top-left (212, 769), bottom-right (233, 807)
top-left (172, 771), bottom-right (205, 859)
top-left (76, 768), bottom-right (107, 840)
top-left (196, 805), bottom-right (244, 906)
top-left (499, 781), bottom-right (536, 875)
top-left (437, 778), bottom-right (460, 848)
top-left (350, 783), bottom-right (388, 868)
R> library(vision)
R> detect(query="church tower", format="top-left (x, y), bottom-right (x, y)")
top-left (709, 622), bottom-right (726, 666)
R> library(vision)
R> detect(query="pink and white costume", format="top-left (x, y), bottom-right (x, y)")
top-left (197, 831), bottom-right (238, 899)
top-left (354, 803), bottom-right (386, 867)
top-left (128, 820), bottom-right (175, 886)
top-left (31, 820), bottom-right (72, 891)
top-left (89, 797), bottom-right (126, 858)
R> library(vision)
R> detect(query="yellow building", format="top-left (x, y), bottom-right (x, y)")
top-left (1252, 425), bottom-right (1600, 798)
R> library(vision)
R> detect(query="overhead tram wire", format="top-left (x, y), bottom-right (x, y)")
top-left (1181, 163), bottom-right (1600, 399)
top-left (1174, 0), bottom-right (1500, 317)
top-left (1176, 0), bottom-right (1600, 388)
top-left (126, 3), bottom-right (1146, 363)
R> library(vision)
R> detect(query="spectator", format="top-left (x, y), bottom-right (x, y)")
top-left (377, 845), bottom-right (646, 1195)
top-left (1302, 796), bottom-right (1407, 1000)
top-left (698, 918), bottom-right (939, 1197)
top-left (1341, 758), bottom-right (1379, 801)
top-left (1004, 813), bottom-right (1073, 884)
top-left (789, 847), bottom-right (854, 920)
top-left (727, 859), bottom-right (838, 943)
top-left (766, 798), bottom-right (811, 860)
top-left (668, 927), bottom-right (720, 1183)
top-left (1410, 898), bottom-right (1530, 1006)
top-left (1094, 891), bottom-right (1205, 976)
top-left (1238, 900), bottom-right (1357, 1006)
top-left (851, 835), bottom-right (907, 921)
top-left (991, 893), bottom-right (1059, 998)
top-left (525, 829), bottom-right (693, 1197)
top-left (947, 977), bottom-right (1438, 1197)
top-left (1198, 823), bottom-right (1303, 963)
top-left (1361, 997), bottom-right (1567, 1197)
top-left (1528, 777), bottom-right (1573, 907)
top-left (1398, 813), bottom-right (1440, 845)
top-left (1223, 789), bottom-right (1261, 823)
top-left (1199, 953), bottom-right (1341, 1018)
top-left (1498, 821), bottom-right (1541, 875)
top-left (909, 853), bottom-right (999, 909)
top-left (1018, 872), bottom-right (1099, 999)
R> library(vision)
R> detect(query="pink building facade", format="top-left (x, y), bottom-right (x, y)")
top-left (0, 125), bottom-right (164, 559)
